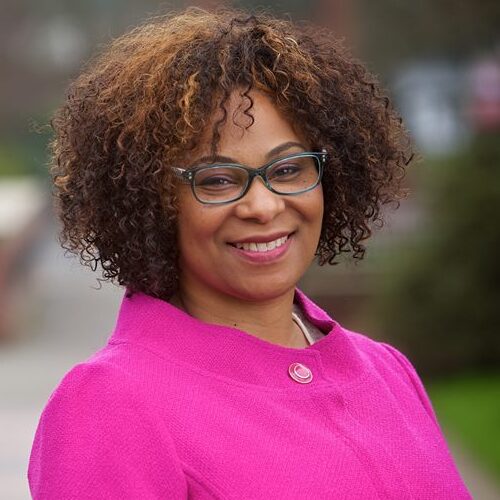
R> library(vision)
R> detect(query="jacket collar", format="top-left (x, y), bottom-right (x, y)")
top-left (108, 288), bottom-right (366, 391)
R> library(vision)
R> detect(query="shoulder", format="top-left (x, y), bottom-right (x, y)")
top-left (343, 328), bottom-right (420, 382)
top-left (45, 346), bottom-right (138, 411)
top-left (28, 346), bottom-right (188, 497)
top-left (34, 338), bottom-right (175, 439)
top-left (342, 327), bottom-right (440, 426)
top-left (31, 347), bottom-right (153, 461)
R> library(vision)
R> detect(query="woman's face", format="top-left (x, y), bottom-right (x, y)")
top-left (175, 90), bottom-right (324, 302)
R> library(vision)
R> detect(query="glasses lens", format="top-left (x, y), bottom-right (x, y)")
top-left (267, 155), bottom-right (320, 194)
top-left (193, 166), bottom-right (248, 203)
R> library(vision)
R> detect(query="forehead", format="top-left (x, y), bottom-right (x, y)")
top-left (193, 89), bottom-right (308, 163)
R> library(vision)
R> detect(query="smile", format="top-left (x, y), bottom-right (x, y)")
top-left (233, 235), bottom-right (289, 252)
top-left (227, 233), bottom-right (294, 264)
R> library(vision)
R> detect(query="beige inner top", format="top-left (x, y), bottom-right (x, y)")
top-left (292, 303), bottom-right (325, 345)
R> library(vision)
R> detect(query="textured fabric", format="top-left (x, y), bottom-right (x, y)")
top-left (28, 289), bottom-right (472, 499)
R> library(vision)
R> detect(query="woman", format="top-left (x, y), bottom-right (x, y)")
top-left (28, 7), bottom-right (471, 499)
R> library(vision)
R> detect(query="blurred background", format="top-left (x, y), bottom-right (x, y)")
top-left (1, 0), bottom-right (499, 498)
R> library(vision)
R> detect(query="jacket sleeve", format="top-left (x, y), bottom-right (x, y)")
top-left (381, 342), bottom-right (444, 430)
top-left (28, 361), bottom-right (188, 499)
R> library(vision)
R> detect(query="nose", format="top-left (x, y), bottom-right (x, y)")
top-left (233, 176), bottom-right (286, 223)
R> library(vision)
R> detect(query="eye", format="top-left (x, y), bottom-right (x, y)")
top-left (268, 160), bottom-right (305, 181)
top-left (198, 175), bottom-right (236, 186)
top-left (273, 164), bottom-right (301, 177)
top-left (194, 167), bottom-right (246, 191)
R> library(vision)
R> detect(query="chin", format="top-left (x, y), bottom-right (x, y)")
top-left (226, 278), bottom-right (296, 303)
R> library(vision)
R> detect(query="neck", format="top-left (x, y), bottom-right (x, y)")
top-left (171, 281), bottom-right (308, 348)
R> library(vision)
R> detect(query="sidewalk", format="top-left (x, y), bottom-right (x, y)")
top-left (0, 218), bottom-right (123, 499)
top-left (1, 217), bottom-right (498, 499)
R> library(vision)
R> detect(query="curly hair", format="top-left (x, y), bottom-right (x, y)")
top-left (51, 6), bottom-right (412, 300)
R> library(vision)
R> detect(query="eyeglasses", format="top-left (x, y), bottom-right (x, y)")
top-left (172, 150), bottom-right (327, 204)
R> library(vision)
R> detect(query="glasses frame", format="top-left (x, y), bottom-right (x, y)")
top-left (172, 149), bottom-right (328, 205)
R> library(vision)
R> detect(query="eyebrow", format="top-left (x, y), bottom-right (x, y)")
top-left (191, 141), bottom-right (307, 166)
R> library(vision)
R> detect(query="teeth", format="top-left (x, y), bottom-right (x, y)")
top-left (234, 235), bottom-right (289, 252)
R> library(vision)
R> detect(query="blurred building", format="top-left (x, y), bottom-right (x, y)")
top-left (467, 53), bottom-right (500, 132)
top-left (393, 62), bottom-right (471, 157)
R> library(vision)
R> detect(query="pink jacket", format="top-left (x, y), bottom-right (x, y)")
top-left (28, 289), bottom-right (471, 499)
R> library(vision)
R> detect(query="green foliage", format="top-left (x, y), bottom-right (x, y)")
top-left (0, 134), bottom-right (50, 179)
top-left (374, 135), bottom-right (500, 375)
top-left (0, 143), bottom-right (32, 177)
top-left (427, 371), bottom-right (500, 479)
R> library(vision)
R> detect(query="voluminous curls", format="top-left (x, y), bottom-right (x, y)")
top-left (51, 7), bottom-right (413, 299)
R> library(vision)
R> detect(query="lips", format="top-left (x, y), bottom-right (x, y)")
top-left (228, 233), bottom-right (295, 266)
top-left (227, 231), bottom-right (296, 263)
top-left (232, 235), bottom-right (289, 252)
top-left (228, 231), bottom-right (294, 248)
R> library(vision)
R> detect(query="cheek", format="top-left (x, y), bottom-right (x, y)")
top-left (177, 217), bottom-right (212, 278)
top-left (176, 198), bottom-right (206, 261)
top-left (304, 187), bottom-right (324, 229)
top-left (302, 189), bottom-right (324, 254)
top-left (316, 188), bottom-right (325, 221)
top-left (178, 218), bottom-right (207, 253)
top-left (176, 202), bottom-right (228, 255)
